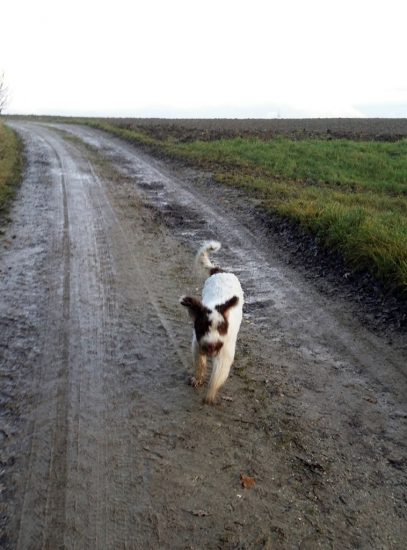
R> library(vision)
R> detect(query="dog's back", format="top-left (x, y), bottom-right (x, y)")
top-left (198, 241), bottom-right (244, 337)
top-left (202, 272), bottom-right (244, 335)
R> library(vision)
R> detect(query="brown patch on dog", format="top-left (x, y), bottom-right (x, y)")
top-left (218, 319), bottom-right (229, 335)
top-left (194, 313), bottom-right (211, 341)
top-left (181, 295), bottom-right (233, 346)
top-left (210, 267), bottom-right (225, 276)
top-left (201, 341), bottom-right (223, 355)
top-left (216, 296), bottom-right (239, 318)
top-left (180, 296), bottom-right (209, 319)
top-left (181, 296), bottom-right (213, 340)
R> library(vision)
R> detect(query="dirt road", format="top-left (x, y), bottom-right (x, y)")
top-left (1, 122), bottom-right (406, 549)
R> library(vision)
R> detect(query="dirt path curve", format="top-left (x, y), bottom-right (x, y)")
top-left (1, 122), bottom-right (406, 549)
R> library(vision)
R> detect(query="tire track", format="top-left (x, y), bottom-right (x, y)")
top-left (86, 160), bottom-right (190, 372)
top-left (0, 128), bottom-right (67, 549)
top-left (4, 125), bottom-right (120, 548)
top-left (6, 128), bottom-right (72, 550)
top-left (42, 147), bottom-right (71, 548)
top-left (36, 130), bottom-right (115, 548)
top-left (9, 123), bottom-right (190, 548)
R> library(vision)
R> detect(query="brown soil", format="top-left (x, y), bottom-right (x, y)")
top-left (107, 117), bottom-right (407, 142)
top-left (1, 122), bottom-right (406, 549)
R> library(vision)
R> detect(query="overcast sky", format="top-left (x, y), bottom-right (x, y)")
top-left (1, 0), bottom-right (406, 118)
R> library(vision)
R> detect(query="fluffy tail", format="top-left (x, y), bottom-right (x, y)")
top-left (194, 240), bottom-right (221, 277)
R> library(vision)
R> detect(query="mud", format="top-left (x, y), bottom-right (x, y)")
top-left (1, 122), bottom-right (406, 549)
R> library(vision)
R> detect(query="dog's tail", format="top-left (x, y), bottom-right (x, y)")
top-left (194, 240), bottom-right (221, 277)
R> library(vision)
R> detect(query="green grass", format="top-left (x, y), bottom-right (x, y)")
top-left (0, 121), bottom-right (23, 215)
top-left (80, 121), bottom-right (407, 295)
top-left (180, 138), bottom-right (407, 293)
top-left (176, 137), bottom-right (407, 195)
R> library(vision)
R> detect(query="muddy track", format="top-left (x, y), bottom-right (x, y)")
top-left (1, 122), bottom-right (406, 549)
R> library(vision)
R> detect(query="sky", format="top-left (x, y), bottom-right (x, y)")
top-left (1, 0), bottom-right (407, 118)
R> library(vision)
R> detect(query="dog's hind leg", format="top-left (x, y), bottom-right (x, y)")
top-left (204, 351), bottom-right (234, 404)
top-left (190, 337), bottom-right (207, 388)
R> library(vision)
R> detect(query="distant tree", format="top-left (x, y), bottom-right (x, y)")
top-left (0, 72), bottom-right (9, 114)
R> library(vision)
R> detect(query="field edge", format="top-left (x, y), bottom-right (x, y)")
top-left (0, 121), bottom-right (24, 220)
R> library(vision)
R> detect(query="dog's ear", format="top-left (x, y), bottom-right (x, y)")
top-left (216, 296), bottom-right (239, 318)
top-left (180, 296), bottom-right (206, 320)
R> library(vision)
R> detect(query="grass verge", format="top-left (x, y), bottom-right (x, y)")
top-left (0, 121), bottom-right (23, 217)
top-left (80, 120), bottom-right (407, 296)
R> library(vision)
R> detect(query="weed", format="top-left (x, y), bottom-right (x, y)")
top-left (0, 121), bottom-right (23, 216)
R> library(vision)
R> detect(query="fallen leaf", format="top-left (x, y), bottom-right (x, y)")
top-left (364, 396), bottom-right (378, 404)
top-left (240, 474), bottom-right (256, 488)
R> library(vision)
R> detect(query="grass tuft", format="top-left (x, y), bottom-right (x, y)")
top-left (0, 121), bottom-right (23, 215)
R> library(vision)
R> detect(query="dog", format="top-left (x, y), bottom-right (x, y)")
top-left (180, 241), bottom-right (244, 404)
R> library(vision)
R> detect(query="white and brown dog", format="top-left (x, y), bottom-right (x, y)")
top-left (180, 241), bottom-right (244, 404)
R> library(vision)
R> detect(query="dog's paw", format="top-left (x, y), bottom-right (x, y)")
top-left (189, 376), bottom-right (204, 388)
top-left (202, 394), bottom-right (218, 405)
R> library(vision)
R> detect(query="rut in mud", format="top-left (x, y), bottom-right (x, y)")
top-left (1, 122), bottom-right (406, 549)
